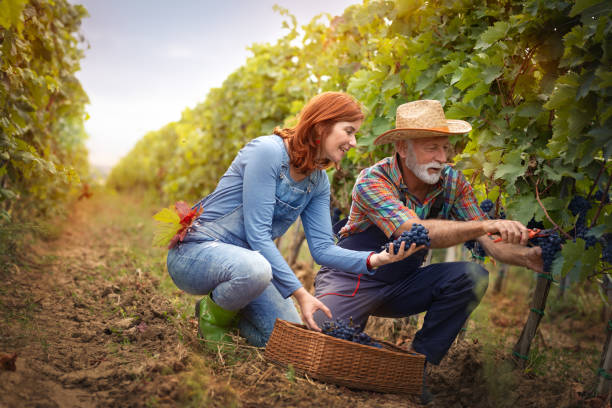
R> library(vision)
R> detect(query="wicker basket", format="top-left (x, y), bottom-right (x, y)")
top-left (264, 319), bottom-right (425, 394)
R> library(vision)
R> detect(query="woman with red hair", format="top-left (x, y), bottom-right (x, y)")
top-left (166, 92), bottom-right (421, 347)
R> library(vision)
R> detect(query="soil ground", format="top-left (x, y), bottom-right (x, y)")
top-left (0, 191), bottom-right (609, 407)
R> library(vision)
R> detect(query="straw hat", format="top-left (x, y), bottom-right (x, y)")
top-left (374, 100), bottom-right (472, 145)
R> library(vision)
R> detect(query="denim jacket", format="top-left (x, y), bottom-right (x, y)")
top-left (184, 135), bottom-right (372, 298)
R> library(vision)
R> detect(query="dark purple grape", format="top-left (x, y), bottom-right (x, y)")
top-left (480, 199), bottom-right (494, 213)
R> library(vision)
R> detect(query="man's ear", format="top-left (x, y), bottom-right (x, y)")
top-left (395, 140), bottom-right (408, 159)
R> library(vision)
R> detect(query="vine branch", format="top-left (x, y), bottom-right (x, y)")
top-left (534, 178), bottom-right (573, 240)
top-left (509, 43), bottom-right (540, 105)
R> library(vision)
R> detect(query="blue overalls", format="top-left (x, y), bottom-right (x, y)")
top-left (166, 135), bottom-right (372, 347)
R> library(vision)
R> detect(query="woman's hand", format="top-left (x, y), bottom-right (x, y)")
top-left (292, 287), bottom-right (332, 331)
top-left (368, 241), bottom-right (426, 269)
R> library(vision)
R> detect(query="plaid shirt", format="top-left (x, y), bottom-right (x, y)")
top-left (339, 153), bottom-right (488, 238)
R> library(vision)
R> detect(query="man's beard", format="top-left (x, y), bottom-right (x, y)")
top-left (404, 142), bottom-right (443, 185)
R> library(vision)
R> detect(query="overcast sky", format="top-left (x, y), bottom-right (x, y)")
top-left (71, 0), bottom-right (360, 169)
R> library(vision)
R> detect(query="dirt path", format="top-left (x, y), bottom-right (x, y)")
top-left (0, 192), bottom-right (606, 407)
top-left (0, 194), bottom-right (194, 407)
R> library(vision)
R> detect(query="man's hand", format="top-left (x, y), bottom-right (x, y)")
top-left (292, 287), bottom-right (331, 331)
top-left (525, 245), bottom-right (543, 273)
top-left (483, 219), bottom-right (530, 245)
top-left (368, 241), bottom-right (427, 269)
top-left (478, 235), bottom-right (544, 272)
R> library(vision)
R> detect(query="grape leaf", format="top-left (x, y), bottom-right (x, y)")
top-left (474, 21), bottom-right (510, 50)
top-left (0, 0), bottom-right (27, 31)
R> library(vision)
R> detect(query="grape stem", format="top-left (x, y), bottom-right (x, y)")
top-left (534, 178), bottom-right (573, 240)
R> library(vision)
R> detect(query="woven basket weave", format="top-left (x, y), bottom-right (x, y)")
top-left (264, 319), bottom-right (425, 394)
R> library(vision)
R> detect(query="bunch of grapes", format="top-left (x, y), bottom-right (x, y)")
top-left (321, 318), bottom-right (382, 348)
top-left (584, 233), bottom-right (599, 249)
top-left (568, 195), bottom-right (591, 236)
top-left (529, 230), bottom-right (563, 272)
top-left (480, 199), bottom-right (494, 214)
top-left (464, 240), bottom-right (486, 258)
top-left (382, 223), bottom-right (430, 254)
top-left (527, 218), bottom-right (545, 230)
top-left (568, 195), bottom-right (592, 217)
top-left (568, 195), bottom-right (600, 248)
top-left (480, 198), bottom-right (506, 219)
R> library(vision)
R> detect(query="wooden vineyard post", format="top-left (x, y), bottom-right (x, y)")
top-left (493, 263), bottom-right (508, 294)
top-left (597, 276), bottom-right (612, 400)
top-left (512, 272), bottom-right (554, 368)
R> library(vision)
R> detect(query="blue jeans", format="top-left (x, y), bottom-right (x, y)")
top-left (167, 239), bottom-right (301, 347)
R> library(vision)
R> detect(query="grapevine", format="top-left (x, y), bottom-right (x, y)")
top-left (105, 0), bottom-right (612, 285)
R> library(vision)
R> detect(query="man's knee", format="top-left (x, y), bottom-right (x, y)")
top-left (464, 262), bottom-right (489, 300)
top-left (438, 262), bottom-right (489, 303)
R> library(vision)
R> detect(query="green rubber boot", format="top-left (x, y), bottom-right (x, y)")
top-left (195, 295), bottom-right (238, 349)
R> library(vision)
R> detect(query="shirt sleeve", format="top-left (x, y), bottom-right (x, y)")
top-left (299, 173), bottom-right (372, 275)
top-left (448, 170), bottom-right (489, 221)
top-left (241, 140), bottom-right (303, 298)
top-left (353, 169), bottom-right (420, 238)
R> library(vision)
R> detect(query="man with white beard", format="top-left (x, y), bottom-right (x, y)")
top-left (312, 100), bottom-right (543, 404)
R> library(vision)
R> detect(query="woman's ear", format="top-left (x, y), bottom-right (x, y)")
top-left (313, 123), bottom-right (325, 140)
